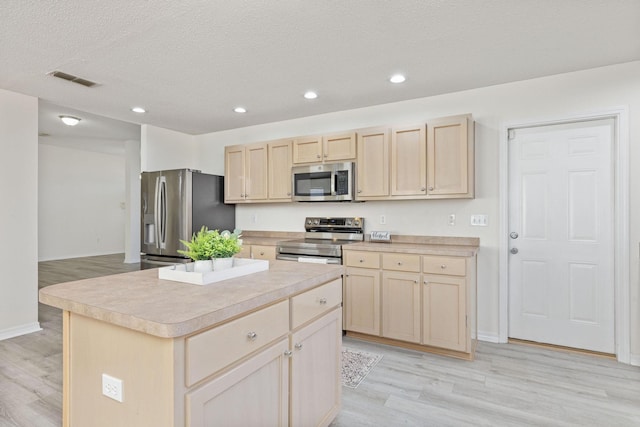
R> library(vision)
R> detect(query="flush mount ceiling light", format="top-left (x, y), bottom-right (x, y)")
top-left (303, 91), bottom-right (318, 100)
top-left (131, 107), bottom-right (146, 113)
top-left (234, 107), bottom-right (247, 113)
top-left (59, 115), bottom-right (81, 126)
top-left (389, 74), bottom-right (406, 83)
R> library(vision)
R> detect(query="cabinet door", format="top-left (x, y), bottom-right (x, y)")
top-left (245, 143), bottom-right (268, 200)
top-left (224, 145), bottom-right (246, 203)
top-left (381, 271), bottom-right (421, 343)
top-left (323, 132), bottom-right (356, 162)
top-left (236, 245), bottom-right (251, 259)
top-left (344, 268), bottom-right (380, 336)
top-left (292, 135), bottom-right (323, 164)
top-left (356, 127), bottom-right (390, 199)
top-left (186, 339), bottom-right (289, 427)
top-left (423, 275), bottom-right (467, 351)
top-left (251, 245), bottom-right (276, 261)
top-left (390, 125), bottom-right (427, 196)
top-left (268, 139), bottom-right (293, 200)
top-left (290, 308), bottom-right (342, 427)
top-left (427, 115), bottom-right (474, 198)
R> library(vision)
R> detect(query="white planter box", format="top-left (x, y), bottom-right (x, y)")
top-left (158, 258), bottom-right (269, 285)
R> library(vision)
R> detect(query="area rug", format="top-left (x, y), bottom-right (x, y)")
top-left (341, 347), bottom-right (383, 389)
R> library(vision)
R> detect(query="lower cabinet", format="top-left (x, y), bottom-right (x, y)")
top-left (186, 339), bottom-right (290, 427)
top-left (344, 267), bottom-right (380, 335)
top-left (237, 244), bottom-right (277, 261)
top-left (381, 271), bottom-right (420, 343)
top-left (290, 308), bottom-right (342, 427)
top-left (343, 248), bottom-right (477, 359)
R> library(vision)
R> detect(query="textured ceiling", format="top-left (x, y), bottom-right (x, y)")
top-left (3, 0), bottom-right (640, 137)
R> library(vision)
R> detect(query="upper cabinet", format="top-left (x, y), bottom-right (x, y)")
top-left (224, 114), bottom-right (474, 204)
top-left (427, 114), bottom-right (474, 199)
top-left (356, 127), bottom-right (390, 200)
top-left (267, 139), bottom-right (293, 201)
top-left (292, 132), bottom-right (356, 164)
top-left (390, 125), bottom-right (427, 197)
top-left (224, 143), bottom-right (268, 203)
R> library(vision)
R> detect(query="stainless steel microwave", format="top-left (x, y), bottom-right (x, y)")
top-left (292, 162), bottom-right (355, 202)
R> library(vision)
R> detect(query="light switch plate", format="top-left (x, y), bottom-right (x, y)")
top-left (470, 214), bottom-right (488, 226)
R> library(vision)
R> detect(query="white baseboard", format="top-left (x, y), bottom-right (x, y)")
top-left (0, 322), bottom-right (42, 341)
top-left (629, 353), bottom-right (640, 367)
top-left (477, 331), bottom-right (501, 343)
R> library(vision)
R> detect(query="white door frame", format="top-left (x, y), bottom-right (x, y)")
top-left (498, 106), bottom-right (630, 363)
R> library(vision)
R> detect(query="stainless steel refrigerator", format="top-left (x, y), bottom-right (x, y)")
top-left (140, 169), bottom-right (235, 265)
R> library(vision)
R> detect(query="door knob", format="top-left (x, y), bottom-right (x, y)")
top-left (510, 247), bottom-right (519, 254)
top-left (510, 232), bottom-right (519, 239)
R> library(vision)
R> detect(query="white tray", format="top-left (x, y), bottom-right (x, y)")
top-left (158, 258), bottom-right (269, 285)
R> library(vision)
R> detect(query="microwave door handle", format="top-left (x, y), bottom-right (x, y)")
top-left (331, 172), bottom-right (336, 195)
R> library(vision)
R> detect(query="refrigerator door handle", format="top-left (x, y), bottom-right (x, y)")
top-left (154, 176), bottom-right (161, 249)
top-left (159, 176), bottom-right (167, 248)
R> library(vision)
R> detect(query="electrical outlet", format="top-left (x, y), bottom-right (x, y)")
top-left (379, 215), bottom-right (386, 225)
top-left (448, 214), bottom-right (456, 226)
top-left (102, 374), bottom-right (124, 403)
top-left (252, 214), bottom-right (258, 224)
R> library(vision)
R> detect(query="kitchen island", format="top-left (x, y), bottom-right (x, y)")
top-left (39, 260), bottom-right (344, 427)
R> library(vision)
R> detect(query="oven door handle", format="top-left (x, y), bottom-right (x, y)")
top-left (331, 172), bottom-right (336, 196)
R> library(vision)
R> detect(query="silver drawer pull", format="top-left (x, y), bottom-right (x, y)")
top-left (319, 297), bottom-right (327, 305)
top-left (440, 264), bottom-right (447, 269)
top-left (294, 343), bottom-right (303, 350)
top-left (284, 350), bottom-right (293, 357)
top-left (397, 261), bottom-right (402, 265)
top-left (359, 259), bottom-right (364, 263)
top-left (247, 331), bottom-right (258, 341)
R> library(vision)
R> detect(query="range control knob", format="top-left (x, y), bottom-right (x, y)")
top-left (353, 219), bottom-right (361, 227)
top-left (306, 219), bottom-right (313, 226)
top-left (346, 219), bottom-right (353, 226)
top-left (313, 219), bottom-right (320, 225)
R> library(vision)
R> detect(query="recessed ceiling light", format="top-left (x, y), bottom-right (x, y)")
top-left (389, 74), bottom-right (406, 83)
top-left (304, 91), bottom-right (318, 99)
top-left (234, 107), bottom-right (247, 113)
top-left (59, 115), bottom-right (81, 126)
top-left (131, 107), bottom-right (146, 113)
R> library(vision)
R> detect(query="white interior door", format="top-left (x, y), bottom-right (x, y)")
top-left (508, 119), bottom-right (615, 353)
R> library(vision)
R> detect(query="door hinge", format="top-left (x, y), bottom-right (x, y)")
top-left (508, 129), bottom-right (516, 140)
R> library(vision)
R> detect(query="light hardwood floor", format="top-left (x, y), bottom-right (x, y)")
top-left (1, 254), bottom-right (639, 426)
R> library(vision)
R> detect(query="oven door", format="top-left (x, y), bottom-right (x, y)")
top-left (292, 162), bottom-right (354, 202)
top-left (276, 254), bottom-right (342, 264)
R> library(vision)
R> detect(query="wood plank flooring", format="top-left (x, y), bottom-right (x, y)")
top-left (1, 254), bottom-right (639, 426)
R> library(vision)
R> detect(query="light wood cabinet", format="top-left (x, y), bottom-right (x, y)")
top-left (268, 139), bottom-right (293, 201)
top-left (293, 132), bottom-right (356, 164)
top-left (343, 247), bottom-right (477, 359)
top-left (224, 143), bottom-right (268, 203)
top-left (381, 270), bottom-right (421, 343)
top-left (390, 125), bottom-right (427, 197)
top-left (186, 338), bottom-right (289, 427)
top-left (251, 244), bottom-right (277, 261)
top-left (290, 308), bottom-right (342, 427)
top-left (427, 114), bottom-right (474, 198)
top-left (356, 127), bottom-right (390, 199)
top-left (344, 267), bottom-right (380, 336)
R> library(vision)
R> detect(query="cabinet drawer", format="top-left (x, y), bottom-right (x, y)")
top-left (344, 250), bottom-right (380, 269)
top-left (291, 279), bottom-right (342, 329)
top-left (423, 255), bottom-right (466, 276)
top-left (186, 300), bottom-right (289, 386)
top-left (382, 253), bottom-right (421, 272)
top-left (251, 245), bottom-right (276, 260)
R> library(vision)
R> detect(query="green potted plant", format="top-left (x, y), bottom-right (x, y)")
top-left (210, 229), bottom-right (243, 270)
top-left (177, 226), bottom-right (215, 272)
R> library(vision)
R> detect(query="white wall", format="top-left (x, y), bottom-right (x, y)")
top-left (141, 124), bottom-right (198, 172)
top-left (0, 89), bottom-right (40, 339)
top-left (38, 143), bottom-right (127, 260)
top-left (146, 62), bottom-right (640, 358)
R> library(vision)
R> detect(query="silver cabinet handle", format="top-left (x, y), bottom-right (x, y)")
top-left (323, 154), bottom-right (328, 158)
top-left (357, 189), bottom-right (362, 193)
top-left (440, 264), bottom-right (447, 269)
top-left (397, 261), bottom-right (402, 266)
top-left (421, 187), bottom-right (426, 191)
top-left (247, 331), bottom-right (257, 341)
top-left (414, 280), bottom-right (417, 283)
top-left (319, 297), bottom-right (327, 305)
top-left (316, 154), bottom-right (321, 158)
top-left (429, 186), bottom-right (434, 191)
top-left (259, 251), bottom-right (264, 256)
top-left (359, 259), bottom-right (364, 263)
top-left (510, 232), bottom-right (519, 239)
top-left (510, 248), bottom-right (519, 254)
top-left (287, 192), bottom-right (291, 196)
top-left (284, 350), bottom-right (293, 357)
top-left (424, 280), bottom-right (429, 285)
top-left (294, 343), bottom-right (303, 350)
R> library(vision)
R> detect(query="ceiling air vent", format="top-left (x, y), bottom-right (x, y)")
top-left (48, 71), bottom-right (98, 88)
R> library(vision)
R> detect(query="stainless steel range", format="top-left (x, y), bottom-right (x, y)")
top-left (276, 217), bottom-right (364, 264)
